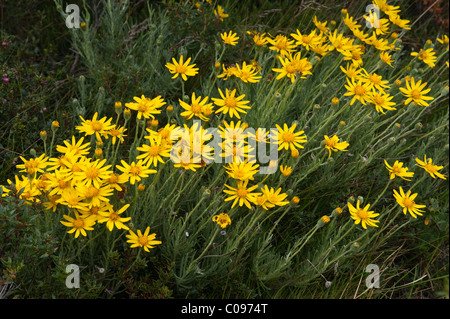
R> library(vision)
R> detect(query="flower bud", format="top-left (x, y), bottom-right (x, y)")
top-left (291, 196), bottom-right (300, 204)
top-left (40, 131), bottom-right (47, 141)
top-left (123, 108), bottom-right (131, 120)
top-left (331, 97), bottom-right (339, 105)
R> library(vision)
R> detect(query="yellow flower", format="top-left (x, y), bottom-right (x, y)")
top-left (367, 91), bottom-right (397, 114)
top-left (343, 13), bottom-right (361, 31)
top-left (272, 52), bottom-right (312, 83)
top-left (384, 160), bottom-right (414, 181)
top-left (235, 61), bottom-right (262, 83)
top-left (165, 55), bottom-right (199, 81)
top-left (16, 153), bottom-right (49, 175)
top-left (291, 29), bottom-right (321, 51)
top-left (223, 180), bottom-right (260, 209)
top-left (116, 160), bottom-right (157, 185)
top-left (399, 77), bottom-right (434, 107)
top-left (348, 200), bottom-right (379, 229)
top-left (98, 204), bottom-right (131, 231)
top-left (323, 135), bottom-right (349, 158)
top-left (125, 95), bottom-right (165, 120)
top-left (212, 88), bottom-right (251, 119)
top-left (212, 213), bottom-right (231, 229)
top-left (328, 30), bottom-right (352, 53)
top-left (411, 48), bottom-right (437, 68)
top-left (76, 112), bottom-right (115, 142)
top-left (344, 77), bottom-right (372, 105)
top-left (126, 226), bottom-right (162, 252)
top-left (225, 161), bottom-right (259, 181)
top-left (321, 215), bottom-right (331, 223)
top-left (105, 125), bottom-right (127, 145)
top-left (214, 5), bottom-right (229, 21)
top-left (415, 155), bottom-right (447, 180)
top-left (179, 92), bottom-right (213, 121)
top-left (260, 185), bottom-right (289, 208)
top-left (75, 158), bottom-right (113, 189)
top-left (340, 63), bottom-right (363, 80)
top-left (136, 135), bottom-right (172, 167)
top-left (60, 211), bottom-right (96, 238)
top-left (56, 136), bottom-right (91, 157)
top-left (380, 51), bottom-right (394, 67)
top-left (267, 34), bottom-right (297, 56)
top-left (221, 30), bottom-right (239, 46)
top-left (56, 187), bottom-right (88, 210)
top-left (76, 183), bottom-right (113, 208)
top-left (280, 165), bottom-right (292, 177)
top-left (393, 187), bottom-right (426, 218)
top-left (272, 123), bottom-right (307, 151)
top-left (247, 31), bottom-right (268, 46)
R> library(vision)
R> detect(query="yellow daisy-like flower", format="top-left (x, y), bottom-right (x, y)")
top-left (340, 63), bottom-right (363, 80)
top-left (380, 51), bottom-right (394, 67)
top-left (225, 161), bottom-right (259, 181)
top-left (56, 187), bottom-right (88, 210)
top-left (98, 203), bottom-right (131, 231)
top-left (125, 95), bottom-right (165, 120)
top-left (323, 135), bottom-right (349, 158)
top-left (126, 226), bottom-right (162, 252)
top-left (361, 70), bottom-right (390, 92)
top-left (290, 29), bottom-right (321, 51)
top-left (415, 155), bottom-right (447, 180)
top-left (105, 125), bottom-right (127, 145)
top-left (212, 88), bottom-right (251, 119)
top-left (136, 135), bottom-right (172, 167)
top-left (165, 55), bottom-right (199, 81)
top-left (116, 160), bottom-right (157, 185)
top-left (260, 185), bottom-right (289, 208)
top-left (328, 30), bottom-right (352, 53)
top-left (221, 30), bottom-right (239, 46)
top-left (235, 61), bottom-right (262, 83)
top-left (348, 200), bottom-right (379, 229)
top-left (280, 165), bottom-right (292, 177)
top-left (212, 213), bottom-right (231, 229)
top-left (223, 179), bottom-right (260, 209)
top-left (272, 123), bottom-right (307, 151)
top-left (76, 112), bottom-right (115, 142)
top-left (393, 187), bottom-right (426, 218)
top-left (343, 13), bottom-right (361, 31)
top-left (384, 160), bottom-right (414, 181)
top-left (214, 5), bottom-right (229, 21)
top-left (367, 91), bottom-right (397, 114)
top-left (267, 34), bottom-right (297, 56)
top-left (247, 31), bottom-right (268, 46)
top-left (272, 52), bottom-right (312, 83)
top-left (75, 158), bottom-right (113, 189)
top-left (16, 153), bottom-right (49, 175)
top-left (179, 92), bottom-right (213, 121)
top-left (60, 211), bottom-right (96, 238)
top-left (76, 183), bottom-right (113, 208)
top-left (344, 77), bottom-right (372, 105)
top-left (56, 136), bottom-right (91, 157)
top-left (411, 48), bottom-right (437, 68)
top-left (399, 77), bottom-right (434, 107)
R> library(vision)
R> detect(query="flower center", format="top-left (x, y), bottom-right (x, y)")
top-left (109, 212), bottom-right (119, 221)
top-left (282, 132), bottom-right (295, 143)
top-left (402, 198), bottom-right (415, 209)
top-left (73, 219), bottom-right (84, 229)
top-left (130, 165), bottom-right (142, 176)
top-left (425, 164), bottom-right (437, 174)
top-left (108, 174), bottom-right (119, 184)
top-left (58, 179), bottom-right (69, 189)
top-left (85, 167), bottom-right (99, 180)
top-left (86, 186), bottom-right (100, 198)
top-left (410, 89), bottom-right (422, 100)
top-left (191, 103), bottom-right (202, 114)
top-left (373, 95), bottom-right (385, 105)
top-left (147, 145), bottom-right (161, 156)
top-left (160, 129), bottom-right (170, 139)
top-left (224, 97), bottom-right (237, 108)
top-left (91, 121), bottom-right (103, 132)
top-left (138, 236), bottom-right (149, 246)
top-left (276, 40), bottom-right (287, 50)
top-left (236, 187), bottom-right (248, 198)
top-left (176, 64), bottom-right (187, 74)
top-left (355, 85), bottom-right (366, 96)
top-left (285, 63), bottom-right (297, 74)
top-left (325, 139), bottom-right (336, 148)
top-left (356, 209), bottom-right (369, 220)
